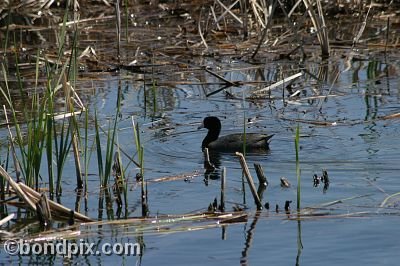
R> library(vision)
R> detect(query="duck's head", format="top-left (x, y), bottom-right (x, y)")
top-left (199, 116), bottom-right (222, 150)
top-left (200, 116), bottom-right (221, 131)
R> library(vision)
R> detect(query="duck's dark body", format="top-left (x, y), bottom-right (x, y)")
top-left (206, 133), bottom-right (273, 151)
top-left (200, 116), bottom-right (273, 152)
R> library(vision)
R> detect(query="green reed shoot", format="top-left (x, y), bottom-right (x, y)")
top-left (84, 108), bottom-right (89, 192)
top-left (132, 117), bottom-right (147, 216)
top-left (93, 110), bottom-right (119, 188)
top-left (94, 112), bottom-right (104, 184)
top-left (242, 113), bottom-right (246, 156)
top-left (0, 64), bottom-right (23, 183)
top-left (132, 118), bottom-right (143, 176)
top-left (103, 117), bottom-right (118, 188)
top-left (295, 124), bottom-right (301, 210)
top-left (54, 116), bottom-right (73, 196)
top-left (116, 146), bottom-right (128, 212)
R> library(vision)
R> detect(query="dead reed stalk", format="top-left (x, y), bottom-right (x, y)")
top-left (235, 152), bottom-right (263, 210)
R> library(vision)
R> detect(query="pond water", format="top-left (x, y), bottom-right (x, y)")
top-left (1, 3), bottom-right (400, 265)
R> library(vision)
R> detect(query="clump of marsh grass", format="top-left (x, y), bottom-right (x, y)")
top-left (0, 1), bottom-right (88, 199)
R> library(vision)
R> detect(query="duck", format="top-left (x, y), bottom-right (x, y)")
top-left (198, 116), bottom-right (273, 152)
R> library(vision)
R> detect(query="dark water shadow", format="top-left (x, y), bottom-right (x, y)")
top-left (203, 149), bottom-right (272, 184)
top-left (240, 211), bottom-right (262, 265)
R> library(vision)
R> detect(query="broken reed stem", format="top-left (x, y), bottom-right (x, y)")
top-left (36, 193), bottom-right (52, 227)
top-left (235, 152), bottom-right (263, 210)
top-left (220, 167), bottom-right (226, 212)
top-left (18, 182), bottom-right (93, 222)
top-left (0, 213), bottom-right (14, 227)
top-left (0, 165), bottom-right (36, 211)
top-left (254, 72), bottom-right (302, 94)
top-left (254, 163), bottom-right (268, 187)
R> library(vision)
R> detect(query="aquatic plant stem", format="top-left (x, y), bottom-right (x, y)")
top-left (2, 105), bottom-right (21, 183)
top-left (243, 112), bottom-right (246, 156)
top-left (295, 124), bottom-right (301, 210)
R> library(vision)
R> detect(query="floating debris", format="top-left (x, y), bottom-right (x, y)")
top-left (313, 170), bottom-right (330, 193)
top-left (280, 177), bottom-right (291, 188)
top-left (284, 200), bottom-right (292, 212)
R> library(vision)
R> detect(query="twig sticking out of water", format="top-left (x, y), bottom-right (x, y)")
top-left (235, 152), bottom-right (263, 210)
top-left (219, 167), bottom-right (226, 212)
top-left (36, 193), bottom-right (52, 228)
top-left (254, 163), bottom-right (268, 187)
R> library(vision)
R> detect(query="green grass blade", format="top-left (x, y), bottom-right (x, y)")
top-left (295, 124), bottom-right (301, 210)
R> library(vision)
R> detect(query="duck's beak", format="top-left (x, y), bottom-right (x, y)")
top-left (197, 122), bottom-right (204, 130)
